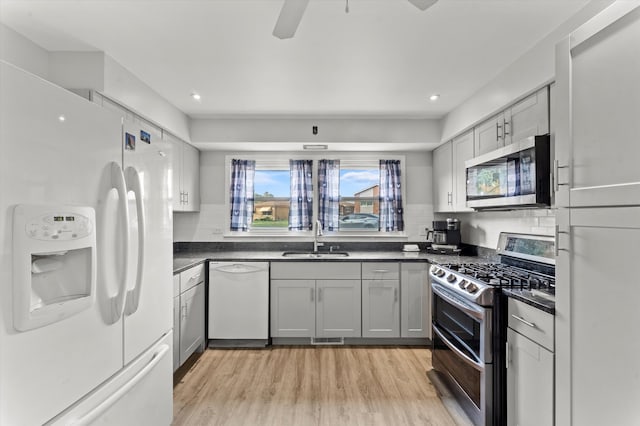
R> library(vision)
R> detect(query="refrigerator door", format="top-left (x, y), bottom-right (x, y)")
top-left (0, 62), bottom-right (126, 424)
top-left (47, 332), bottom-right (173, 426)
top-left (121, 117), bottom-right (173, 364)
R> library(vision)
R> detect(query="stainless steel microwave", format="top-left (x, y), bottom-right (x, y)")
top-left (465, 134), bottom-right (550, 210)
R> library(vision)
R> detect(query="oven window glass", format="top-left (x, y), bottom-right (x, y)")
top-left (433, 294), bottom-right (482, 359)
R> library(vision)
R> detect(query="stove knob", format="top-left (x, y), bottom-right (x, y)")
top-left (436, 269), bottom-right (446, 278)
top-left (466, 283), bottom-right (478, 294)
top-left (459, 279), bottom-right (468, 289)
top-left (446, 274), bottom-right (457, 283)
top-left (430, 266), bottom-right (439, 275)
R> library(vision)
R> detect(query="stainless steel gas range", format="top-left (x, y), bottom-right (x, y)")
top-left (428, 233), bottom-right (555, 426)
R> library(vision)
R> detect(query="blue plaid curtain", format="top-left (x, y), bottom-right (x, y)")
top-left (229, 159), bottom-right (255, 231)
top-left (288, 160), bottom-right (313, 231)
top-left (318, 159), bottom-right (340, 231)
top-left (379, 160), bottom-right (404, 232)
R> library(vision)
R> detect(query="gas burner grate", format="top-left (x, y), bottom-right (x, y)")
top-left (439, 262), bottom-right (555, 293)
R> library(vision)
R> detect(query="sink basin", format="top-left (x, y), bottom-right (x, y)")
top-left (281, 251), bottom-right (349, 258)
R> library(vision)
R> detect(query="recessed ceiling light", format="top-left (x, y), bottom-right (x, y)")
top-left (191, 92), bottom-right (201, 101)
top-left (429, 94), bottom-right (440, 101)
top-left (58, 115), bottom-right (66, 122)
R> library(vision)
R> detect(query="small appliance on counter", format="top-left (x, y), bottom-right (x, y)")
top-left (426, 218), bottom-right (461, 254)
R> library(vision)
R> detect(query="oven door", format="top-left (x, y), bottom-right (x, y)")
top-left (431, 282), bottom-right (493, 425)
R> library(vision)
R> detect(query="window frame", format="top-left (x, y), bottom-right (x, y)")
top-left (224, 154), bottom-right (406, 238)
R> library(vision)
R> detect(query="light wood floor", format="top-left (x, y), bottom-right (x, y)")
top-left (173, 346), bottom-right (465, 426)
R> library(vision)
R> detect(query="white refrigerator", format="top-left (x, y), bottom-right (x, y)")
top-left (0, 60), bottom-right (174, 425)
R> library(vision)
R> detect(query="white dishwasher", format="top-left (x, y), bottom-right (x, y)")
top-left (208, 262), bottom-right (269, 347)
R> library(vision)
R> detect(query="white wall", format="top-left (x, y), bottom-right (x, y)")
top-left (440, 0), bottom-right (614, 142)
top-left (436, 210), bottom-right (555, 250)
top-left (173, 150), bottom-right (434, 242)
top-left (0, 23), bottom-right (48, 79)
top-left (190, 117), bottom-right (441, 151)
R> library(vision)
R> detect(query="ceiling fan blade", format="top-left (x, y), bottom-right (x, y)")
top-left (273, 0), bottom-right (310, 39)
top-left (407, 0), bottom-right (438, 11)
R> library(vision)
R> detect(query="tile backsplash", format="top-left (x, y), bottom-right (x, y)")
top-left (436, 209), bottom-right (556, 249)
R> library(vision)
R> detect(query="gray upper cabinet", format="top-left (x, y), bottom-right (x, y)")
top-left (433, 129), bottom-right (474, 213)
top-left (451, 130), bottom-right (475, 212)
top-left (474, 112), bottom-right (505, 156)
top-left (505, 87), bottom-right (549, 144)
top-left (433, 141), bottom-right (454, 212)
top-left (555, 5), bottom-right (640, 208)
top-left (474, 87), bottom-right (549, 156)
top-left (167, 133), bottom-right (200, 212)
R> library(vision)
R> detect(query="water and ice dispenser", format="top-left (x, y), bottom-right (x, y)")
top-left (13, 205), bottom-right (96, 331)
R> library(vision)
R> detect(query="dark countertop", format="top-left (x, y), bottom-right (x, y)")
top-left (503, 288), bottom-right (555, 315)
top-left (173, 251), bottom-right (486, 274)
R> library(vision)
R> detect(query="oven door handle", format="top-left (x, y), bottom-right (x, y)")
top-left (431, 283), bottom-right (486, 321)
top-left (433, 324), bottom-right (484, 372)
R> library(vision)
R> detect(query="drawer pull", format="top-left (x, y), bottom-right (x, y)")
top-left (512, 314), bottom-right (536, 328)
top-left (372, 269), bottom-right (390, 273)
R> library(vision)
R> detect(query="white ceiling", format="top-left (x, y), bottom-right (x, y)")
top-left (1, 0), bottom-right (590, 119)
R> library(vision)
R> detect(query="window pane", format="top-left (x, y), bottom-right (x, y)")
top-left (253, 170), bottom-right (289, 228)
top-left (339, 169), bottom-right (379, 230)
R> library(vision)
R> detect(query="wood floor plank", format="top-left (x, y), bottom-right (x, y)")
top-left (173, 346), bottom-right (460, 426)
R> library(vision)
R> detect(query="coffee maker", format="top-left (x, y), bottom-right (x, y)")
top-left (426, 218), bottom-right (461, 253)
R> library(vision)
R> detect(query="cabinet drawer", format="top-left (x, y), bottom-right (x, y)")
top-left (508, 298), bottom-right (554, 351)
top-left (173, 274), bottom-right (180, 298)
top-left (180, 264), bottom-right (205, 293)
top-left (362, 262), bottom-right (399, 280)
top-left (271, 262), bottom-right (360, 280)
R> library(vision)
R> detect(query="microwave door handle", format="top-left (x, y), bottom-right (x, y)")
top-left (433, 325), bottom-right (484, 372)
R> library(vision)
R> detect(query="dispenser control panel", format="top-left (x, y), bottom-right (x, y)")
top-left (25, 212), bottom-right (92, 241)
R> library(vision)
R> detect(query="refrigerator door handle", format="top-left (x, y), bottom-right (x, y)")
top-left (124, 166), bottom-right (146, 316)
top-left (70, 343), bottom-right (170, 426)
top-left (110, 162), bottom-right (131, 322)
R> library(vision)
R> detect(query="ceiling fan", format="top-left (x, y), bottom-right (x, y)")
top-left (273, 0), bottom-right (438, 39)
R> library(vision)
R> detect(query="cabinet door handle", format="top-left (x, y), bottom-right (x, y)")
top-left (496, 122), bottom-right (503, 141)
top-left (318, 288), bottom-right (322, 302)
top-left (394, 288), bottom-right (398, 302)
top-left (503, 119), bottom-right (510, 137)
top-left (511, 314), bottom-right (536, 328)
top-left (310, 287), bottom-right (314, 302)
top-left (555, 225), bottom-right (570, 256)
top-left (181, 303), bottom-right (188, 320)
top-left (372, 269), bottom-right (389, 274)
top-left (505, 342), bottom-right (510, 369)
top-left (447, 192), bottom-right (453, 205)
top-left (185, 192), bottom-right (189, 205)
top-left (554, 160), bottom-right (570, 192)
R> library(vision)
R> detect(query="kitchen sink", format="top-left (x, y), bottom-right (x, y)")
top-left (281, 251), bottom-right (350, 258)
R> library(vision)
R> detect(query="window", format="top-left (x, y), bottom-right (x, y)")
top-left (227, 155), bottom-right (404, 235)
top-left (338, 167), bottom-right (380, 231)
top-left (253, 170), bottom-right (290, 228)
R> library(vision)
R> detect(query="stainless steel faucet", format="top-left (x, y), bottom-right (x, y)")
top-left (314, 219), bottom-right (324, 252)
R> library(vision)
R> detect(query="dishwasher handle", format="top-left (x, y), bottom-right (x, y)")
top-left (211, 263), bottom-right (266, 274)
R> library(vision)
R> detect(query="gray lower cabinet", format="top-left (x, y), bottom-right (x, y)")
top-left (316, 280), bottom-right (361, 338)
top-left (270, 262), bottom-right (361, 338)
top-left (179, 282), bottom-right (205, 365)
top-left (362, 279), bottom-right (399, 337)
top-left (173, 264), bottom-right (205, 371)
top-left (172, 295), bottom-right (180, 371)
top-left (400, 263), bottom-right (430, 338)
top-left (506, 298), bottom-right (554, 426)
top-left (362, 262), bottom-right (400, 338)
top-left (270, 279), bottom-right (315, 338)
